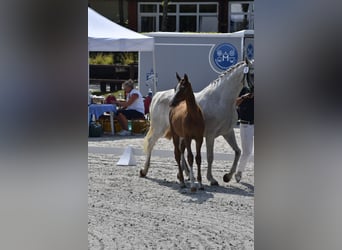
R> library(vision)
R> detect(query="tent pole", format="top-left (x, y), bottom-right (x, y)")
top-left (152, 49), bottom-right (157, 94)
top-left (88, 51), bottom-right (90, 126)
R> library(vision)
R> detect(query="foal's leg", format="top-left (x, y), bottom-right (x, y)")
top-left (222, 130), bottom-right (241, 182)
top-left (185, 137), bottom-right (196, 192)
top-left (180, 140), bottom-right (190, 178)
top-left (174, 136), bottom-right (185, 188)
top-left (205, 136), bottom-right (219, 186)
top-left (195, 136), bottom-right (204, 190)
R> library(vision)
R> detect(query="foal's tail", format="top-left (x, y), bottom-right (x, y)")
top-left (163, 127), bottom-right (173, 140)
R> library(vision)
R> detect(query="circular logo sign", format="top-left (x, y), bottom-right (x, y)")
top-left (212, 43), bottom-right (238, 71)
top-left (246, 43), bottom-right (254, 60)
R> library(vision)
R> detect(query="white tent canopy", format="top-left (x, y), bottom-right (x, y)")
top-left (88, 7), bottom-right (154, 52)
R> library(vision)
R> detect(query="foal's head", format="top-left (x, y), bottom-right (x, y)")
top-left (170, 73), bottom-right (193, 107)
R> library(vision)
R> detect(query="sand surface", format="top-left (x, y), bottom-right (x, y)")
top-left (88, 128), bottom-right (254, 249)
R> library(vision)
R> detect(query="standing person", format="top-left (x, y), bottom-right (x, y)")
top-left (143, 89), bottom-right (153, 115)
top-left (235, 86), bottom-right (254, 183)
top-left (113, 79), bottom-right (145, 136)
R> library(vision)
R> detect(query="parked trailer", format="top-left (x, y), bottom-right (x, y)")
top-left (138, 30), bottom-right (253, 96)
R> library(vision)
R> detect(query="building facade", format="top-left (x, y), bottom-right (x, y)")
top-left (89, 0), bottom-right (254, 33)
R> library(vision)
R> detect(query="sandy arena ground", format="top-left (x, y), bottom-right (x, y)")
top-left (88, 128), bottom-right (254, 249)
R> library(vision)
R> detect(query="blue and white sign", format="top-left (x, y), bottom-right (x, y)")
top-left (146, 69), bottom-right (155, 81)
top-left (145, 69), bottom-right (158, 87)
top-left (246, 43), bottom-right (254, 60)
top-left (212, 43), bottom-right (238, 71)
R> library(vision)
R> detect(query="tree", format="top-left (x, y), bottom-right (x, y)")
top-left (161, 0), bottom-right (169, 31)
top-left (118, 0), bottom-right (124, 26)
top-left (241, 3), bottom-right (249, 30)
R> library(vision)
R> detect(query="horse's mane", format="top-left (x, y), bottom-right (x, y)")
top-left (208, 61), bottom-right (245, 87)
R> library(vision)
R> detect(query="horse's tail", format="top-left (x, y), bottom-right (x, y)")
top-left (143, 122), bottom-right (172, 154)
top-left (143, 125), bottom-right (154, 153)
top-left (163, 127), bottom-right (172, 140)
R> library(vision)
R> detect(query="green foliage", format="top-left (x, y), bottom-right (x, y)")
top-left (89, 52), bottom-right (138, 65)
top-left (90, 90), bottom-right (125, 99)
top-left (89, 52), bottom-right (114, 65)
top-left (120, 52), bottom-right (137, 65)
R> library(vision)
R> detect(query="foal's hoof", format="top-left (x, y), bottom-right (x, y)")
top-left (180, 183), bottom-right (186, 189)
top-left (210, 180), bottom-right (219, 186)
top-left (139, 169), bottom-right (146, 177)
top-left (234, 171), bottom-right (242, 183)
top-left (223, 173), bottom-right (233, 183)
top-left (177, 172), bottom-right (185, 181)
top-left (190, 187), bottom-right (197, 192)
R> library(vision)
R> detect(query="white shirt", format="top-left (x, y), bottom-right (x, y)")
top-left (126, 88), bottom-right (145, 114)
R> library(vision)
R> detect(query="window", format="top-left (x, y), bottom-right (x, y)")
top-left (159, 4), bottom-right (176, 13)
top-left (179, 16), bottom-right (197, 32)
top-left (138, 2), bottom-right (218, 32)
top-left (180, 4), bottom-right (197, 13)
top-left (140, 4), bottom-right (157, 13)
top-left (229, 2), bottom-right (254, 32)
top-left (141, 16), bottom-right (156, 32)
top-left (199, 16), bottom-right (218, 32)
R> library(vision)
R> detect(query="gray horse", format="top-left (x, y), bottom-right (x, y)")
top-left (140, 59), bottom-right (254, 185)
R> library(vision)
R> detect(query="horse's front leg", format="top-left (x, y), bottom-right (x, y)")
top-left (195, 137), bottom-right (204, 190)
top-left (205, 136), bottom-right (219, 186)
top-left (222, 130), bottom-right (241, 182)
top-left (174, 136), bottom-right (185, 188)
top-left (185, 138), bottom-right (196, 192)
top-left (180, 140), bottom-right (190, 178)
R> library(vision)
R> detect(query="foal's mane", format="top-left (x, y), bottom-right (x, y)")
top-left (208, 61), bottom-right (245, 87)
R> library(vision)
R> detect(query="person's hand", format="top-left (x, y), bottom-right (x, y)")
top-left (242, 93), bottom-right (253, 99)
top-left (241, 93), bottom-right (250, 99)
top-left (115, 100), bottom-right (125, 108)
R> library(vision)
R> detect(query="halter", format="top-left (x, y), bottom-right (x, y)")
top-left (243, 62), bottom-right (254, 93)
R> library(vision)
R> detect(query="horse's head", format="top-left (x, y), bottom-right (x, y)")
top-left (170, 73), bottom-right (193, 107)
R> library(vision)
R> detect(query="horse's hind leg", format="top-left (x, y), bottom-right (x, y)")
top-left (140, 126), bottom-right (161, 177)
top-left (195, 137), bottom-right (204, 190)
top-left (222, 130), bottom-right (241, 183)
top-left (206, 136), bottom-right (219, 186)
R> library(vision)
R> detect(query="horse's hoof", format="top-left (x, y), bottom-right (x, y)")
top-left (198, 186), bottom-right (204, 190)
top-left (210, 180), bottom-right (219, 186)
top-left (139, 169), bottom-right (146, 177)
top-left (234, 171), bottom-right (242, 183)
top-left (177, 173), bottom-right (185, 182)
top-left (190, 187), bottom-right (197, 192)
top-left (223, 173), bottom-right (233, 183)
top-left (179, 181), bottom-right (186, 188)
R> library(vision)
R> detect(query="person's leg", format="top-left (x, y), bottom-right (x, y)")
top-left (116, 112), bottom-right (128, 131)
top-left (117, 110), bottom-right (145, 135)
top-left (235, 124), bottom-right (254, 182)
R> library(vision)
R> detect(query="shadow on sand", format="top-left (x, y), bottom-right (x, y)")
top-left (144, 176), bottom-right (254, 204)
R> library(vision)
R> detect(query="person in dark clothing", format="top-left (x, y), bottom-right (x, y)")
top-left (235, 86), bottom-right (254, 183)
